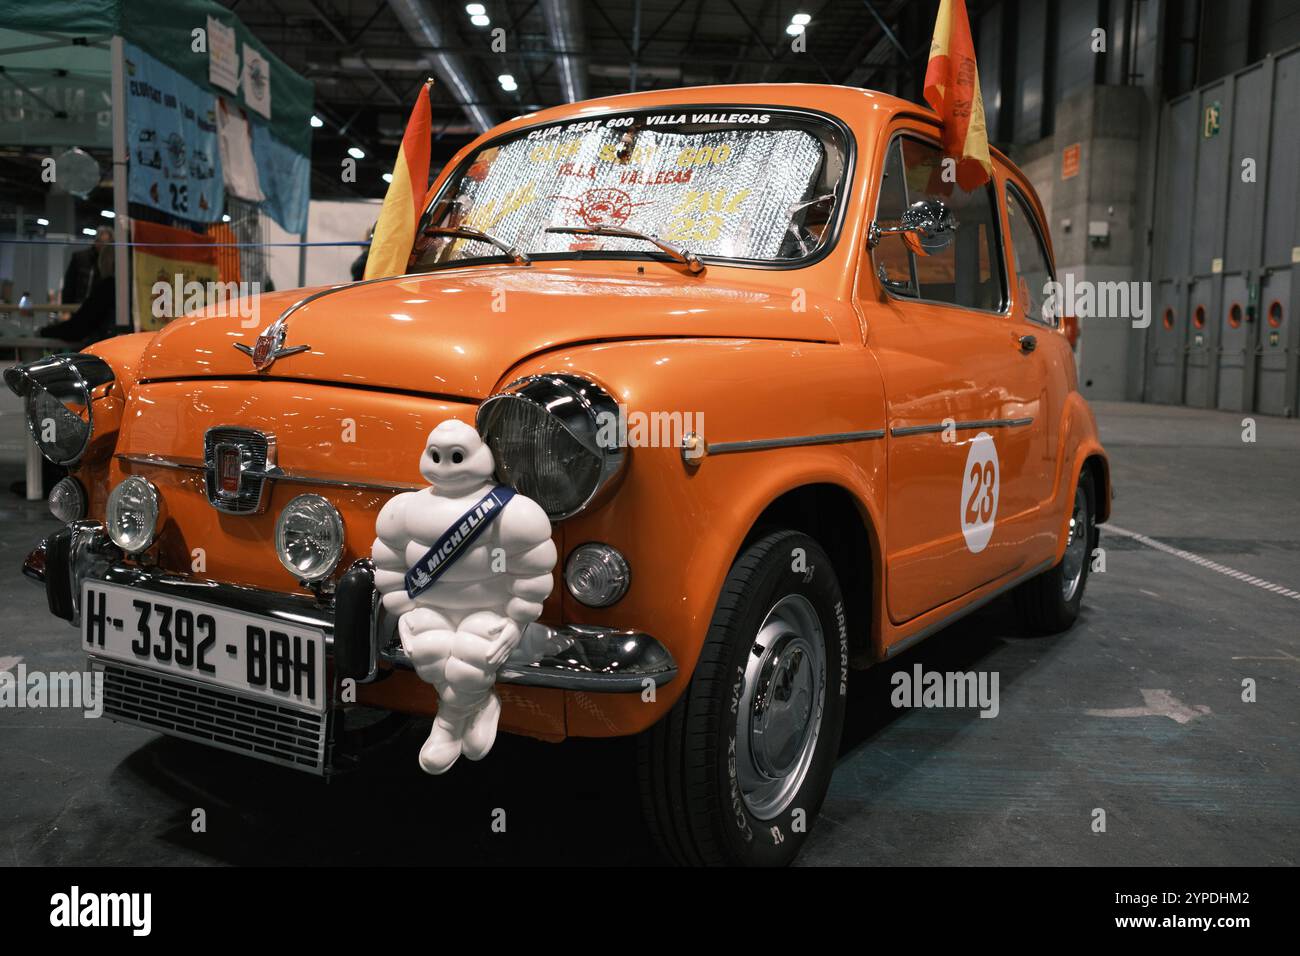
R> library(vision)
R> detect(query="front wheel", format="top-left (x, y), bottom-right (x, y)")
top-left (1014, 469), bottom-right (1098, 634)
top-left (637, 530), bottom-right (848, 866)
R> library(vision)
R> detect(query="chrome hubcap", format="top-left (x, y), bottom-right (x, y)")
top-left (735, 594), bottom-right (826, 820)
top-left (1061, 485), bottom-right (1089, 601)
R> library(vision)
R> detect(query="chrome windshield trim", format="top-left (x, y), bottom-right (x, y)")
top-left (411, 103), bottom-right (857, 274)
top-left (890, 417), bottom-right (1034, 437)
top-left (116, 453), bottom-right (422, 495)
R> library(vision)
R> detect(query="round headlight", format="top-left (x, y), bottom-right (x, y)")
top-left (4, 353), bottom-right (114, 465)
top-left (476, 374), bottom-right (625, 520)
top-left (48, 476), bottom-right (87, 523)
top-left (276, 494), bottom-right (345, 582)
top-left (565, 542), bottom-right (631, 607)
top-left (106, 476), bottom-right (162, 553)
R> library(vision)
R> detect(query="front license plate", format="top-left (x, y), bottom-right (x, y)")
top-left (81, 581), bottom-right (326, 713)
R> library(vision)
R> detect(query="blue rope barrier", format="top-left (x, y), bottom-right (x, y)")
top-left (0, 238), bottom-right (370, 248)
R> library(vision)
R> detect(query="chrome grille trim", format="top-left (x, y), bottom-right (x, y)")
top-left (203, 426), bottom-right (275, 514)
top-left (91, 657), bottom-right (328, 774)
top-left (119, 453), bottom-right (421, 495)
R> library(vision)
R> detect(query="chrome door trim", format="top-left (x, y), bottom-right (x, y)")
top-left (679, 428), bottom-right (884, 466)
top-left (706, 429), bottom-right (886, 455)
top-left (889, 417), bottom-right (1034, 437)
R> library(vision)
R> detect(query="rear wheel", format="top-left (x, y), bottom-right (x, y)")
top-left (1014, 469), bottom-right (1098, 634)
top-left (637, 530), bottom-right (848, 866)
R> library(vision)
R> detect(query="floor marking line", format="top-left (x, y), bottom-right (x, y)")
top-left (1106, 524), bottom-right (1300, 601)
top-left (1085, 689), bottom-right (1211, 724)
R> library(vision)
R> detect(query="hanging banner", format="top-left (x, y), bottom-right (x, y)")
top-left (208, 15), bottom-right (240, 94)
top-left (131, 219), bottom-right (221, 333)
top-left (216, 98), bottom-right (266, 202)
top-left (252, 121), bottom-right (310, 234)
top-left (242, 44), bottom-right (272, 120)
top-left (124, 43), bottom-right (224, 223)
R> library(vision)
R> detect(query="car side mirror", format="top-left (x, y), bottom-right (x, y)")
top-left (869, 199), bottom-right (957, 257)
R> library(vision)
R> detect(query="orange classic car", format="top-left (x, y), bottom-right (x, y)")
top-left (7, 83), bottom-right (1108, 866)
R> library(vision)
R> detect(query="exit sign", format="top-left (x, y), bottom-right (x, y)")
top-left (1203, 101), bottom-right (1222, 138)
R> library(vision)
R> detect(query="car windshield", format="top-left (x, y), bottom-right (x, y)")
top-left (408, 108), bottom-right (849, 271)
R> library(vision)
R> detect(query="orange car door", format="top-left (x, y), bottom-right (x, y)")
top-left (1003, 179), bottom-right (1072, 529)
top-left (862, 132), bottom-right (1043, 624)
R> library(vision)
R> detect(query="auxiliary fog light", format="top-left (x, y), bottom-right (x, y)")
top-left (276, 494), bottom-right (345, 582)
top-left (105, 476), bottom-right (162, 553)
top-left (48, 476), bottom-right (87, 523)
top-left (565, 542), bottom-right (631, 607)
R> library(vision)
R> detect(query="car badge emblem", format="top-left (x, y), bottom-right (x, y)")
top-left (234, 319), bottom-right (309, 372)
top-left (215, 443), bottom-right (243, 497)
top-left (204, 427), bottom-right (276, 514)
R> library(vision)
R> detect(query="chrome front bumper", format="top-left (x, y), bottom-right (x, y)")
top-left (23, 522), bottom-right (677, 694)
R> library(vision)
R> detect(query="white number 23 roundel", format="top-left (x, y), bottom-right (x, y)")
top-left (960, 432), bottom-right (999, 553)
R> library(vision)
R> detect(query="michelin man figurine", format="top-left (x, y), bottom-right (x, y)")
top-left (371, 420), bottom-right (556, 774)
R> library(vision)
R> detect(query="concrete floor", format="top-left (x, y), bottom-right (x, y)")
top-left (0, 400), bottom-right (1296, 865)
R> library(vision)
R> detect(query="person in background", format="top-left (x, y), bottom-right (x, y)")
top-left (351, 222), bottom-right (375, 281)
top-left (39, 231), bottom-right (117, 344)
top-left (61, 225), bottom-right (113, 306)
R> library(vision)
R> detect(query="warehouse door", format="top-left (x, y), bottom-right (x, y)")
top-left (1148, 279), bottom-right (1185, 403)
top-left (1256, 270), bottom-right (1293, 415)
top-left (1146, 47), bottom-right (1300, 416)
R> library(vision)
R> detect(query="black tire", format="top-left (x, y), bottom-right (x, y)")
top-left (637, 530), bottom-right (849, 866)
top-left (1014, 469), bottom-right (1098, 634)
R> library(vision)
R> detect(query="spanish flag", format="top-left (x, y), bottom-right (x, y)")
top-left (923, 0), bottom-right (992, 191)
top-left (364, 80), bottom-right (433, 280)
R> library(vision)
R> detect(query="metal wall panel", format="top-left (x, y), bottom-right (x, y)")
top-left (1224, 67), bottom-right (1266, 275)
top-left (1191, 82), bottom-right (1228, 277)
top-left (1147, 45), bottom-right (1300, 415)
top-left (1159, 97), bottom-right (1196, 281)
top-left (1216, 273), bottom-right (1252, 411)
top-left (1013, 0), bottom-right (1046, 144)
top-left (1263, 50), bottom-right (1300, 268)
top-left (1254, 267), bottom-right (1295, 415)
top-left (1148, 279), bottom-right (1187, 403)
top-left (1056, 0), bottom-right (1100, 101)
top-left (1184, 277), bottom-right (1219, 407)
top-left (978, 1), bottom-right (1003, 139)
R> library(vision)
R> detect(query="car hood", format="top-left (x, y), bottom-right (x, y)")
top-left (137, 265), bottom-right (841, 400)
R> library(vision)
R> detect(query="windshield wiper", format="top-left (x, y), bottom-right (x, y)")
top-left (427, 226), bottom-right (531, 265)
top-left (544, 225), bottom-right (705, 275)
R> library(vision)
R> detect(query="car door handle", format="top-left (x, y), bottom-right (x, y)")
top-left (1018, 334), bottom-right (1037, 354)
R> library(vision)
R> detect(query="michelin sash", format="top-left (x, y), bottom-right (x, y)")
top-left (404, 485), bottom-right (516, 598)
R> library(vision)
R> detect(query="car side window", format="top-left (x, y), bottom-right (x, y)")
top-left (1006, 184), bottom-right (1057, 327)
top-left (872, 135), bottom-right (1007, 313)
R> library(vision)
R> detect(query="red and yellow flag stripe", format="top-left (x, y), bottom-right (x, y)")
top-left (923, 0), bottom-right (993, 191)
top-left (364, 80), bottom-right (433, 280)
